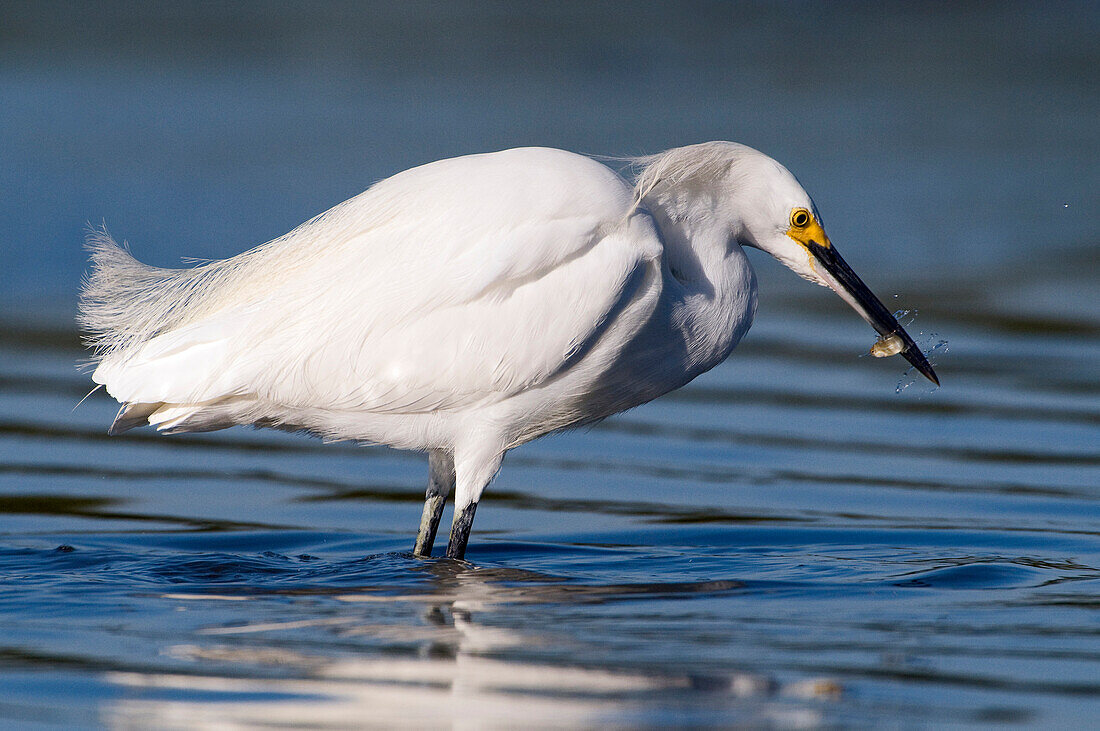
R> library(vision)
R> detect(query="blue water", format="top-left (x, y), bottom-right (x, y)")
top-left (2, 3), bottom-right (1099, 728)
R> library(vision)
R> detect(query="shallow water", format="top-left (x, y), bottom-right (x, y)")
top-left (2, 3), bottom-right (1099, 728)
top-left (3, 297), bottom-right (1098, 727)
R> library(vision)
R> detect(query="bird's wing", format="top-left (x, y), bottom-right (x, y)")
top-left (94, 148), bottom-right (663, 418)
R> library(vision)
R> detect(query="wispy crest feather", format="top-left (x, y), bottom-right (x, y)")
top-left (628, 141), bottom-right (748, 210)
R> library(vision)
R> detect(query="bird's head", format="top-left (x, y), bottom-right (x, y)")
top-left (650, 142), bottom-right (939, 385)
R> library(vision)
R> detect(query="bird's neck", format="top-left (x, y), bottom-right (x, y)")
top-left (643, 189), bottom-right (757, 368)
top-left (643, 186), bottom-right (735, 280)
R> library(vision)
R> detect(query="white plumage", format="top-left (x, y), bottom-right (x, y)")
top-left (80, 142), bottom-right (937, 559)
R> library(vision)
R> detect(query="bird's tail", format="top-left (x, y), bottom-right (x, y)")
top-left (78, 226), bottom-right (206, 363)
top-left (78, 228), bottom-right (269, 435)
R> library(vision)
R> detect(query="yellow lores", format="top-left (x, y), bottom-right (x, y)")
top-left (785, 206), bottom-right (830, 249)
top-left (784, 207), bottom-right (833, 275)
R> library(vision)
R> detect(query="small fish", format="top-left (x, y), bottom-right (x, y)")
top-left (870, 333), bottom-right (905, 358)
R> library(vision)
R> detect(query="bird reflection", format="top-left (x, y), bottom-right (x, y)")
top-left (105, 557), bottom-right (837, 728)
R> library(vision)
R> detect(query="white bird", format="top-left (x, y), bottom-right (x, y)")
top-left (79, 142), bottom-right (938, 559)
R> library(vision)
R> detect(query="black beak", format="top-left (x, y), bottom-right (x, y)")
top-left (806, 240), bottom-right (939, 386)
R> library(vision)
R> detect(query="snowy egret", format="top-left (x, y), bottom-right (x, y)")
top-left (80, 142), bottom-right (938, 559)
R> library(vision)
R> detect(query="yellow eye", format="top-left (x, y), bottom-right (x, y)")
top-left (790, 208), bottom-right (811, 229)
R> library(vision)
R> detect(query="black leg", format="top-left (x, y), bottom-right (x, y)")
top-left (445, 501), bottom-right (478, 560)
top-left (413, 450), bottom-right (454, 556)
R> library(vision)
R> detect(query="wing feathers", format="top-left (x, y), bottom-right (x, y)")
top-left (84, 148), bottom-right (663, 429)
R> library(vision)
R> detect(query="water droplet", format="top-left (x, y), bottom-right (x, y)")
top-left (896, 336), bottom-right (948, 394)
top-left (892, 309), bottom-right (916, 327)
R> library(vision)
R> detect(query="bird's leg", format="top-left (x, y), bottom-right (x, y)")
top-left (413, 449), bottom-right (455, 557)
top-left (444, 445), bottom-right (504, 561)
top-left (445, 501), bottom-right (478, 560)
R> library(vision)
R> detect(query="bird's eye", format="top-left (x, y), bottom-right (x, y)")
top-left (790, 209), bottom-right (811, 229)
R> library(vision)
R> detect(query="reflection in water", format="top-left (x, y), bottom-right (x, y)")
top-left (104, 564), bottom-right (837, 729)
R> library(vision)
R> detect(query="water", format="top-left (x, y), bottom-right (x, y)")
top-left (2, 3), bottom-right (1098, 728)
